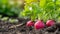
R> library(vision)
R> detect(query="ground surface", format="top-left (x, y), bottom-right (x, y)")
top-left (0, 18), bottom-right (60, 34)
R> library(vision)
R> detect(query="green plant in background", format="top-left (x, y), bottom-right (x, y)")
top-left (0, 0), bottom-right (60, 23)
top-left (0, 0), bottom-right (24, 17)
top-left (1, 17), bottom-right (9, 21)
top-left (9, 18), bottom-right (18, 23)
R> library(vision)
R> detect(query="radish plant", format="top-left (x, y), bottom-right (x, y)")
top-left (20, 0), bottom-right (40, 34)
top-left (20, 0), bottom-right (60, 34)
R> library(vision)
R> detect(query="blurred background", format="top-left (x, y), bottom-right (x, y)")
top-left (0, 0), bottom-right (60, 22)
top-left (0, 0), bottom-right (25, 17)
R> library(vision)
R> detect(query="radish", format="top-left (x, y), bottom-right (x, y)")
top-left (46, 20), bottom-right (55, 27)
top-left (34, 20), bottom-right (45, 30)
top-left (26, 20), bottom-right (34, 27)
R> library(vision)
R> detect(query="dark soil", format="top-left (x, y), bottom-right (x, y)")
top-left (0, 18), bottom-right (60, 34)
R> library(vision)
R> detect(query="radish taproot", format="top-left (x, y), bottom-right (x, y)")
top-left (46, 20), bottom-right (55, 27)
top-left (34, 20), bottom-right (45, 30)
top-left (26, 20), bottom-right (34, 27)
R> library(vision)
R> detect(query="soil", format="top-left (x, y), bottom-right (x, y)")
top-left (0, 18), bottom-right (60, 34)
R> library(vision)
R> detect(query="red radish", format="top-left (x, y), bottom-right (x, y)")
top-left (34, 20), bottom-right (45, 30)
top-left (26, 20), bottom-right (34, 27)
top-left (46, 20), bottom-right (55, 27)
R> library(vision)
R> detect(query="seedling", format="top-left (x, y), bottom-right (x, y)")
top-left (9, 18), bottom-right (18, 24)
top-left (1, 17), bottom-right (9, 21)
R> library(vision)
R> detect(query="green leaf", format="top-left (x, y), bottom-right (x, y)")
top-left (40, 0), bottom-right (46, 8)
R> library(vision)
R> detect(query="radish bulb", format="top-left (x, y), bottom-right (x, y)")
top-left (34, 20), bottom-right (45, 30)
top-left (26, 20), bottom-right (34, 34)
top-left (26, 20), bottom-right (34, 27)
top-left (46, 20), bottom-right (55, 27)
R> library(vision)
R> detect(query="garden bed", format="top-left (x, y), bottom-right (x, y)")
top-left (0, 18), bottom-right (60, 34)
